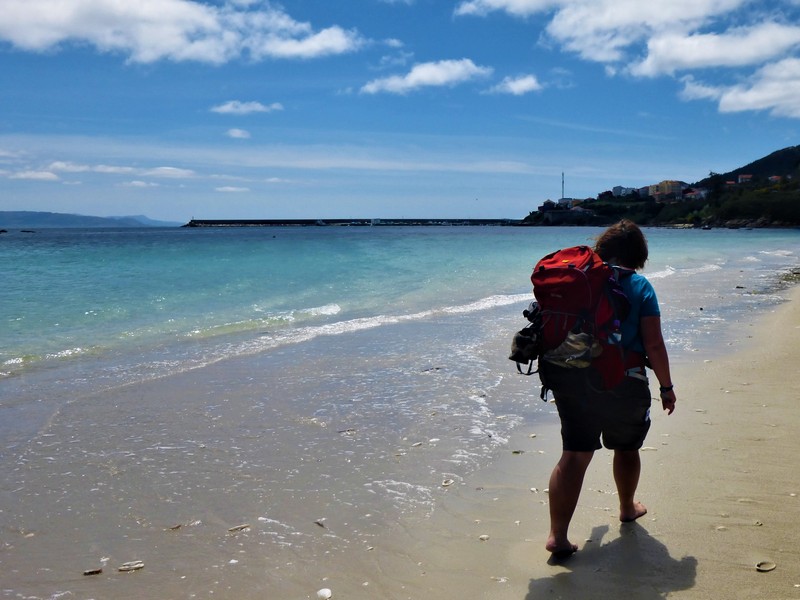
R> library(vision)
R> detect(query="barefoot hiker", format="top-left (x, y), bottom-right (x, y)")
top-left (537, 220), bottom-right (677, 558)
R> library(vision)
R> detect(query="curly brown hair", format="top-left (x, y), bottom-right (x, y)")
top-left (594, 219), bottom-right (649, 270)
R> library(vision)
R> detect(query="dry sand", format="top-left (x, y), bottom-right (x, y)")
top-left (349, 285), bottom-right (800, 599)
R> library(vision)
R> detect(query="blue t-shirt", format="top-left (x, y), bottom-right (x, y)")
top-left (617, 271), bottom-right (660, 354)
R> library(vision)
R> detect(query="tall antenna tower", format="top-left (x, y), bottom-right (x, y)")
top-left (561, 172), bottom-right (565, 199)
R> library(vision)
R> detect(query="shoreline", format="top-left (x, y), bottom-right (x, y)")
top-left (343, 284), bottom-right (800, 599)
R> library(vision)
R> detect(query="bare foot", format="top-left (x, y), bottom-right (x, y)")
top-left (546, 536), bottom-right (579, 559)
top-left (620, 500), bottom-right (647, 523)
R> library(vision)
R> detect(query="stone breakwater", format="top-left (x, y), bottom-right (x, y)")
top-left (182, 218), bottom-right (522, 227)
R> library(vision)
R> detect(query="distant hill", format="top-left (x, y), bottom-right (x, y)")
top-left (0, 211), bottom-right (182, 229)
top-left (524, 144), bottom-right (800, 227)
top-left (696, 145), bottom-right (800, 186)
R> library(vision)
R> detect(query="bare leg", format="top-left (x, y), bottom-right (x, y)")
top-left (546, 450), bottom-right (594, 557)
top-left (614, 449), bottom-right (647, 522)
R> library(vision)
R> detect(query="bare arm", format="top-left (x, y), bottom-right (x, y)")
top-left (641, 315), bottom-right (676, 415)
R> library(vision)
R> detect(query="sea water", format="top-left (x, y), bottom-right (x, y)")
top-left (1, 225), bottom-right (798, 598)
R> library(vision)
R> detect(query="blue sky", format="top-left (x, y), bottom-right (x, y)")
top-left (2, 0), bottom-right (800, 222)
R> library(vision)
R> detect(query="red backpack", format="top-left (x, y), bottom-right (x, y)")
top-left (531, 245), bottom-right (630, 390)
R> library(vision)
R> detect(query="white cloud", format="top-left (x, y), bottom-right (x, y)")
top-left (49, 161), bottom-right (136, 174)
top-left (227, 128), bottom-right (251, 139)
top-left (211, 100), bottom-right (283, 115)
top-left (0, 148), bottom-right (26, 160)
top-left (632, 22), bottom-right (800, 77)
top-left (361, 59), bottom-right (493, 94)
top-left (545, 0), bottom-right (748, 63)
top-left (122, 180), bottom-right (160, 187)
top-left (679, 77), bottom-right (723, 102)
top-left (455, 0), bottom-right (750, 63)
top-left (47, 160), bottom-right (90, 172)
top-left (94, 164), bottom-right (136, 174)
top-left (454, 0), bottom-right (556, 17)
top-left (248, 26), bottom-right (363, 59)
top-left (378, 50), bottom-right (414, 70)
top-left (215, 186), bottom-right (250, 192)
top-left (487, 74), bottom-right (542, 95)
top-left (0, 0), bottom-right (364, 63)
top-left (143, 166), bottom-right (195, 178)
top-left (9, 170), bottom-right (60, 180)
top-left (454, 0), bottom-right (800, 120)
top-left (682, 58), bottom-right (800, 118)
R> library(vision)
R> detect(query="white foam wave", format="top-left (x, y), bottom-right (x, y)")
top-left (366, 479), bottom-right (434, 513)
top-left (301, 303), bottom-right (341, 317)
top-left (646, 266), bottom-right (676, 279)
top-left (442, 293), bottom-right (531, 314)
top-left (262, 293), bottom-right (529, 350)
top-left (79, 293), bottom-right (535, 389)
top-left (648, 263), bottom-right (724, 279)
top-left (46, 347), bottom-right (88, 360)
top-left (679, 264), bottom-right (723, 276)
top-left (760, 249), bottom-right (794, 257)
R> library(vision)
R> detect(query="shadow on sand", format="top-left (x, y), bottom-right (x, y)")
top-left (527, 523), bottom-right (697, 600)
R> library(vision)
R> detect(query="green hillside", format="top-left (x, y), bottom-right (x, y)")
top-left (525, 145), bottom-right (800, 228)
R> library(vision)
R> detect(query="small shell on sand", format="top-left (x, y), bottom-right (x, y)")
top-left (118, 561), bottom-right (145, 572)
top-left (442, 479), bottom-right (455, 487)
top-left (317, 588), bottom-right (333, 599)
top-left (478, 534), bottom-right (490, 541)
top-left (83, 568), bottom-right (103, 576)
top-left (756, 561), bottom-right (776, 572)
top-left (227, 524), bottom-right (250, 533)
top-left (411, 441), bottom-right (423, 447)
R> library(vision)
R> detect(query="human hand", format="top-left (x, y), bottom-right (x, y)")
top-left (660, 389), bottom-right (676, 415)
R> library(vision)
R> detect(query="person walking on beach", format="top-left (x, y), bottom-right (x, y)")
top-left (540, 219), bottom-right (677, 558)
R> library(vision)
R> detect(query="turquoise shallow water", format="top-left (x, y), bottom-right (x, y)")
top-left (3, 225), bottom-right (798, 382)
top-left (0, 225), bottom-right (798, 598)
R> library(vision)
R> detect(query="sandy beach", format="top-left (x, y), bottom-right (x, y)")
top-left (5, 289), bottom-right (799, 599)
top-left (338, 284), bottom-right (800, 599)
top-left (2, 227), bottom-right (799, 600)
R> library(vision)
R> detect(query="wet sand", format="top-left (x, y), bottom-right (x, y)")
top-left (351, 284), bottom-right (800, 599)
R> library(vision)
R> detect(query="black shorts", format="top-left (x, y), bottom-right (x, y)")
top-left (540, 362), bottom-right (652, 452)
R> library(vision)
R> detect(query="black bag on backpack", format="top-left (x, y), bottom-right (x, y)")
top-left (508, 301), bottom-right (543, 375)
